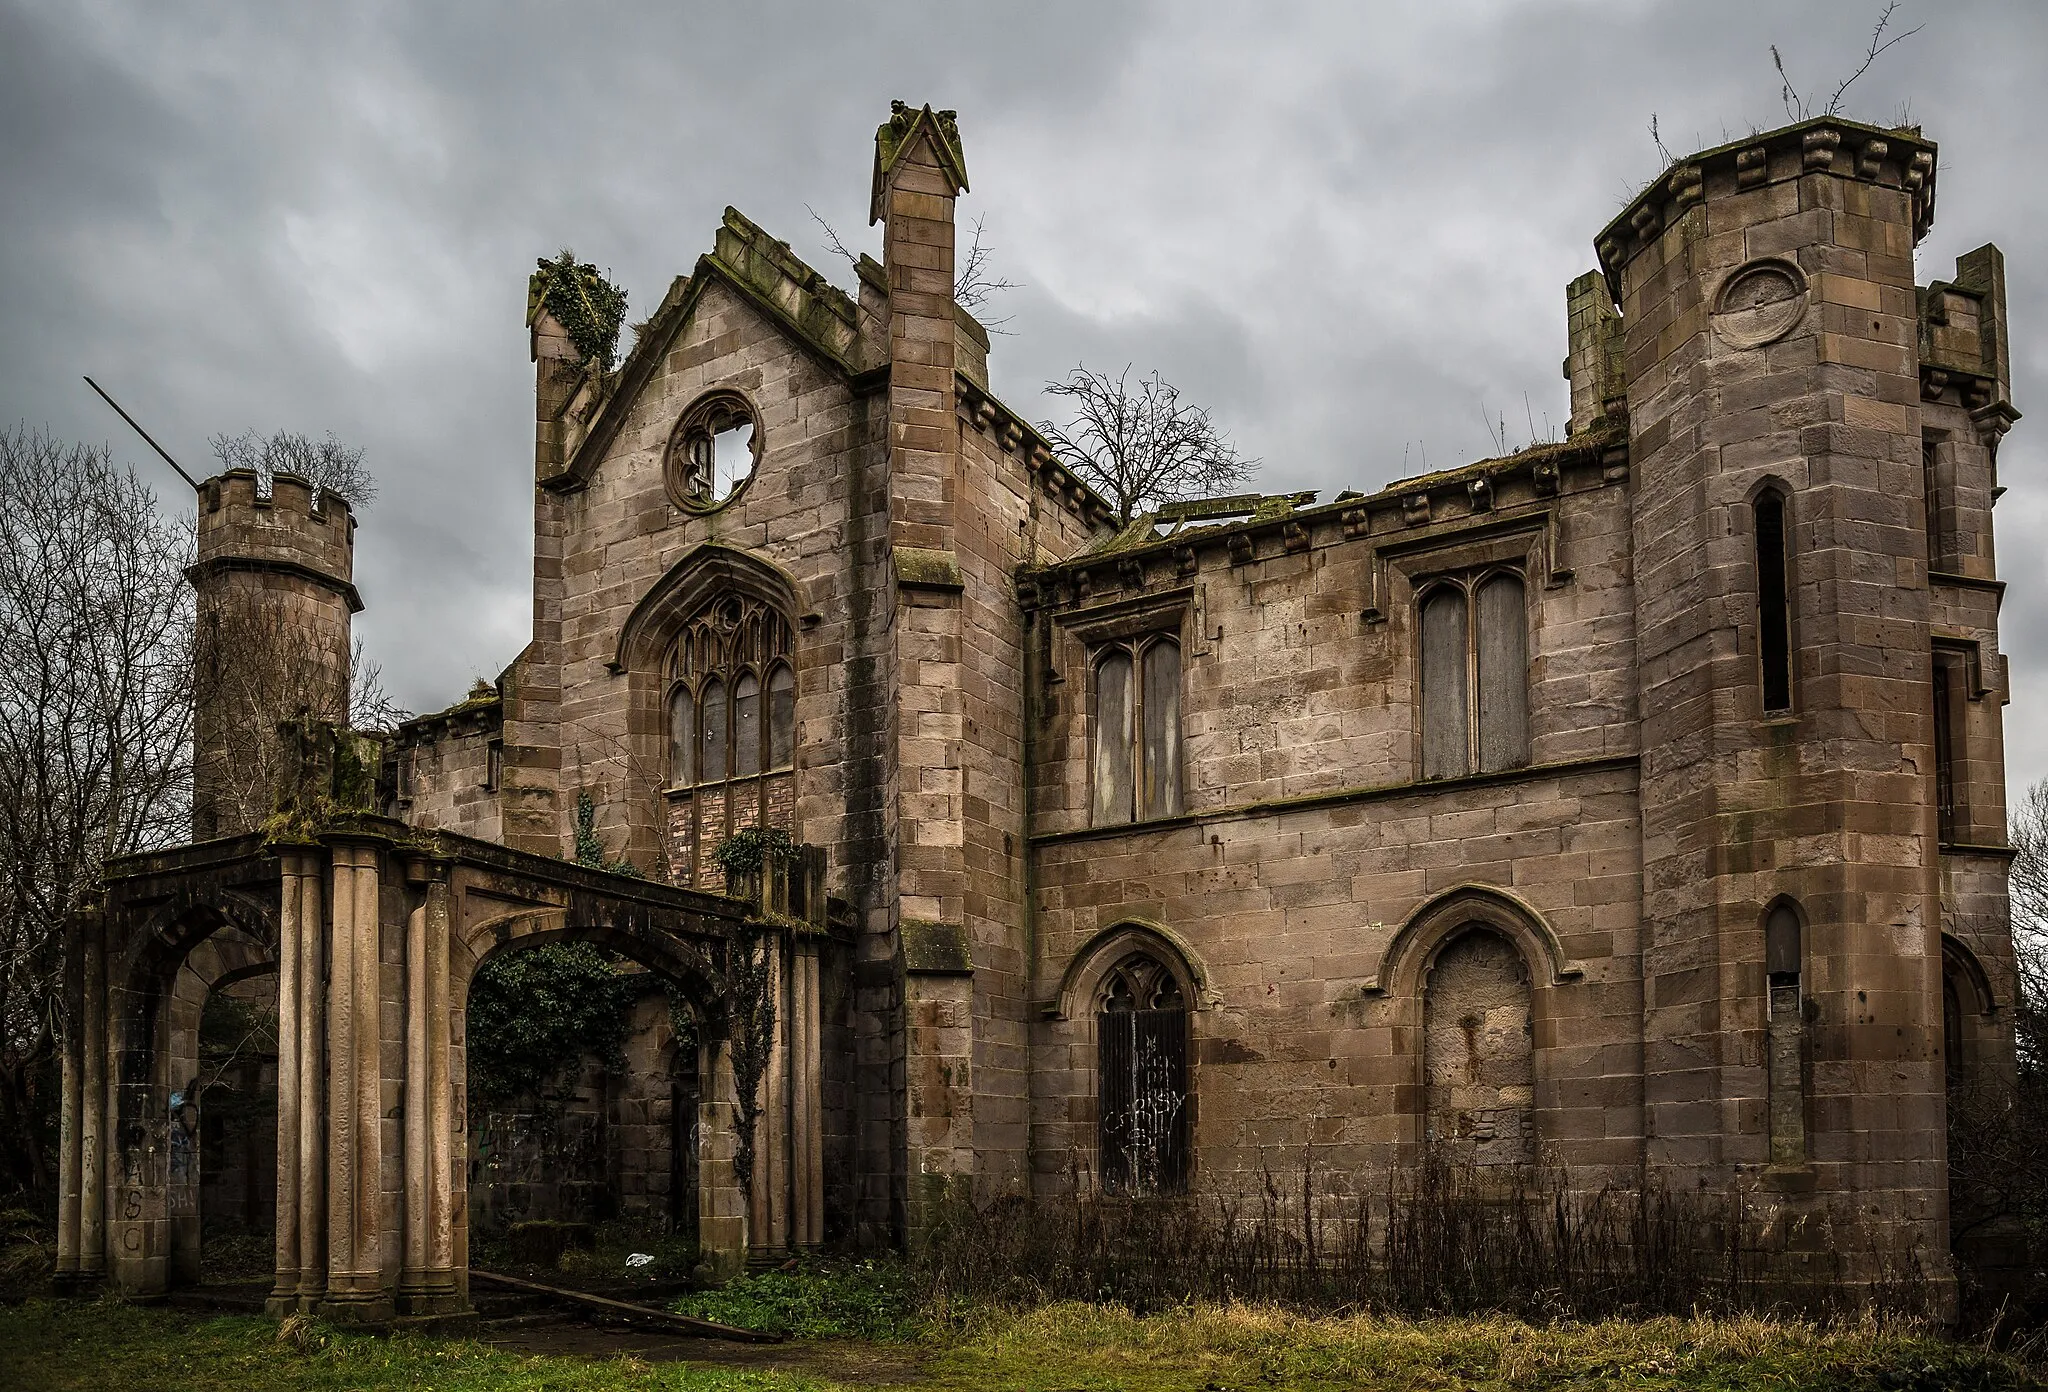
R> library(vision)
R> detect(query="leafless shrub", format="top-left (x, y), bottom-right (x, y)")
top-left (919, 1150), bottom-right (1920, 1323)
top-left (209, 428), bottom-right (376, 509)
top-left (1040, 366), bottom-right (1257, 525)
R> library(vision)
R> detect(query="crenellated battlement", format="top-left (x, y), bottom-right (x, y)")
top-left (1596, 116), bottom-right (1938, 299)
top-left (194, 468), bottom-right (358, 607)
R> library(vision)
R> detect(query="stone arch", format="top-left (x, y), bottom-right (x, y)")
top-left (452, 908), bottom-right (736, 1261)
top-left (606, 543), bottom-right (804, 878)
top-left (1364, 883), bottom-right (1580, 1001)
top-left (608, 543), bottom-right (803, 678)
top-left (104, 899), bottom-right (278, 1295)
top-left (1051, 919), bottom-right (1211, 1022)
top-left (1056, 921), bottom-right (1198, 1196)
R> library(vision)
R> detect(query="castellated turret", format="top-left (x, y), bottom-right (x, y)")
top-left (187, 468), bottom-right (361, 840)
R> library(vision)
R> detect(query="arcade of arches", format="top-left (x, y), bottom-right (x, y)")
top-left (55, 812), bottom-right (839, 1319)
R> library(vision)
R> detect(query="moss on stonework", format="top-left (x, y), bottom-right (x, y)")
top-left (893, 546), bottom-right (963, 590)
top-left (261, 717), bottom-right (384, 845)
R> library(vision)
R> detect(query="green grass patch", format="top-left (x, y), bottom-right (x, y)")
top-left (0, 1299), bottom-right (821, 1391)
top-left (0, 1290), bottom-right (2040, 1391)
top-left (670, 1259), bottom-right (925, 1340)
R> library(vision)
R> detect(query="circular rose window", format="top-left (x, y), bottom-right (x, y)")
top-left (666, 391), bottom-right (760, 511)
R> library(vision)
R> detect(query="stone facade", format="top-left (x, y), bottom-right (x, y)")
top-left (60, 102), bottom-right (2026, 1313)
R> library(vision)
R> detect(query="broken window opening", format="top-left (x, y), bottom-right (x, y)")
top-left (667, 394), bottom-right (760, 510)
top-left (1764, 901), bottom-right (1805, 1168)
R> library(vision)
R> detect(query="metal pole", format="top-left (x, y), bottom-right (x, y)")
top-left (82, 376), bottom-right (200, 490)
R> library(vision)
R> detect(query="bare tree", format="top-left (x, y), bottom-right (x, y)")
top-left (209, 428), bottom-right (377, 508)
top-left (1040, 365), bottom-right (1257, 525)
top-left (0, 426), bottom-right (195, 1196)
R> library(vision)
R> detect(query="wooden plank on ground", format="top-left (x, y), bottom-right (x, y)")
top-left (468, 1268), bottom-right (783, 1343)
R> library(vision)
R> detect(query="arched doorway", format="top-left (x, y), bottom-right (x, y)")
top-left (453, 917), bottom-right (729, 1279)
top-left (102, 903), bottom-right (278, 1296)
top-left (1095, 952), bottom-right (1190, 1195)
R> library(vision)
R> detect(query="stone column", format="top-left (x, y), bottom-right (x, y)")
top-left (294, 861), bottom-right (326, 1308)
top-left (323, 840), bottom-right (391, 1321)
top-left (399, 861), bottom-right (461, 1313)
top-left (79, 924), bottom-right (106, 1286)
top-left (424, 872), bottom-right (458, 1308)
top-left (793, 941), bottom-right (824, 1247)
top-left (54, 913), bottom-right (94, 1289)
top-left (698, 1038), bottom-right (746, 1279)
top-left (399, 883), bottom-right (429, 1304)
top-left (268, 852), bottom-right (309, 1313)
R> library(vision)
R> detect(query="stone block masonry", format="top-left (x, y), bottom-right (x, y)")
top-left (55, 101), bottom-right (2024, 1315)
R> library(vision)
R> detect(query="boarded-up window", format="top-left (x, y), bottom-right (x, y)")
top-left (767, 664), bottom-right (795, 771)
top-left (1756, 490), bottom-right (1793, 713)
top-left (1423, 928), bottom-right (1533, 1166)
top-left (1092, 650), bottom-right (1134, 824)
top-left (1764, 902), bottom-right (1804, 1167)
top-left (1420, 586), bottom-right (1471, 779)
top-left (732, 672), bottom-right (761, 777)
top-left (1475, 574), bottom-right (1529, 773)
top-left (1097, 954), bottom-right (1189, 1195)
top-left (699, 677), bottom-right (727, 783)
top-left (668, 688), bottom-right (696, 788)
top-left (1140, 639), bottom-right (1182, 820)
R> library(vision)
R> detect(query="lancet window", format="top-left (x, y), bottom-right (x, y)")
top-left (662, 593), bottom-right (795, 887)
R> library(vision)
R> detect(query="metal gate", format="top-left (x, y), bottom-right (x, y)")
top-left (1097, 1006), bottom-right (1189, 1194)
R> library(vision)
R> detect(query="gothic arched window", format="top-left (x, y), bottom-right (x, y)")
top-left (1418, 570), bottom-right (1529, 780)
top-left (1096, 953), bottom-right (1190, 1195)
top-left (662, 593), bottom-right (795, 887)
top-left (1090, 634), bottom-right (1182, 826)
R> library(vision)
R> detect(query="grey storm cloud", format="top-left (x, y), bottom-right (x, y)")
top-left (5, 1), bottom-right (2046, 786)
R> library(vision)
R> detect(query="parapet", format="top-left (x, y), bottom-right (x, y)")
top-left (190, 468), bottom-right (362, 613)
top-left (1595, 116), bottom-right (1938, 300)
top-left (1921, 243), bottom-right (2015, 419)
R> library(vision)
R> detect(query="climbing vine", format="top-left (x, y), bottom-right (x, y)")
top-left (572, 790), bottom-right (641, 877)
top-left (531, 250), bottom-right (629, 370)
top-left (725, 925), bottom-right (778, 1204)
top-left (712, 826), bottom-right (799, 881)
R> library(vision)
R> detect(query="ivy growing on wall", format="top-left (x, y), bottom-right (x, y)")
top-left (531, 250), bottom-right (629, 371)
top-left (465, 943), bottom-right (636, 1117)
top-left (572, 790), bottom-right (641, 877)
top-left (725, 925), bottom-right (776, 1203)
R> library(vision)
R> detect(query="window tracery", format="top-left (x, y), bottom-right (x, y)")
top-left (1090, 634), bottom-right (1182, 826)
top-left (661, 592), bottom-right (795, 887)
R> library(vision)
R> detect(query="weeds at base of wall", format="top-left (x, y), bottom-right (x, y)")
top-left (916, 1149), bottom-right (1945, 1328)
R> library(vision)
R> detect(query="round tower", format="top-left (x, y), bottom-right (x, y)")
top-left (188, 468), bottom-right (361, 840)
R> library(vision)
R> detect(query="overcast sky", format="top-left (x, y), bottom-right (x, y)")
top-left (4, 1), bottom-right (2044, 790)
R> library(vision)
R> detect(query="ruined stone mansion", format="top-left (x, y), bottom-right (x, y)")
top-left (55, 101), bottom-right (2022, 1315)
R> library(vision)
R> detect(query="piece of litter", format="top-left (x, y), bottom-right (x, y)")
top-left (625, 1252), bottom-right (655, 1267)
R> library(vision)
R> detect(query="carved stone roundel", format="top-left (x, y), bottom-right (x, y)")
top-left (1712, 259), bottom-right (1809, 349)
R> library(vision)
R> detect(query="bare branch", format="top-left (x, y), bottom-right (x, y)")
top-left (1826, 2), bottom-right (1923, 118)
top-left (1039, 366), bottom-right (1257, 525)
top-left (805, 204), bottom-right (860, 272)
top-left (1770, 44), bottom-right (1806, 124)
top-left (954, 215), bottom-right (1021, 321)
